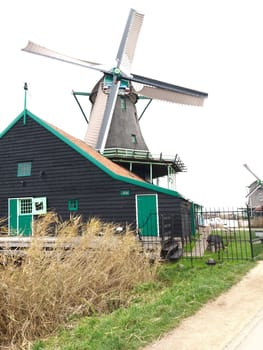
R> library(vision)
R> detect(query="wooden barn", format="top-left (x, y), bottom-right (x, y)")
top-left (0, 110), bottom-right (193, 240)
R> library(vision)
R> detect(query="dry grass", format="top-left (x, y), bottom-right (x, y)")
top-left (0, 213), bottom-right (159, 349)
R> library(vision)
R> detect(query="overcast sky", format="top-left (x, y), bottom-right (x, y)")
top-left (1, 0), bottom-right (262, 208)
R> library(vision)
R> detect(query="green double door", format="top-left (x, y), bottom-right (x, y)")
top-left (136, 194), bottom-right (159, 236)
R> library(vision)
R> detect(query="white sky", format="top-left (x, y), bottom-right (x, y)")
top-left (1, 0), bottom-right (262, 208)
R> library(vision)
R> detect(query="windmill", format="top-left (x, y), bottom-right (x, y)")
top-left (22, 8), bottom-right (208, 186)
top-left (243, 164), bottom-right (263, 209)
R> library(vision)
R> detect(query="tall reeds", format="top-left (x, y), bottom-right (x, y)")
top-left (0, 214), bottom-right (158, 348)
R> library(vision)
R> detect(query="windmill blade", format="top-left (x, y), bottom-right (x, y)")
top-left (243, 164), bottom-right (262, 182)
top-left (116, 8), bottom-right (144, 72)
top-left (96, 77), bottom-right (120, 152)
top-left (135, 85), bottom-right (206, 106)
top-left (128, 73), bottom-right (208, 106)
top-left (84, 86), bottom-right (109, 147)
top-left (22, 41), bottom-right (107, 73)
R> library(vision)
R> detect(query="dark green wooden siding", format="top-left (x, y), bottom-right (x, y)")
top-left (0, 116), bottom-right (189, 232)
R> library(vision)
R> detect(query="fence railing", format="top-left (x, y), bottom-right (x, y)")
top-left (138, 207), bottom-right (263, 263)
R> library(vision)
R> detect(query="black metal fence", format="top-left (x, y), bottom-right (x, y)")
top-left (138, 207), bottom-right (263, 263)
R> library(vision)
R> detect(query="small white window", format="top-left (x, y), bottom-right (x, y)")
top-left (33, 197), bottom-right (47, 215)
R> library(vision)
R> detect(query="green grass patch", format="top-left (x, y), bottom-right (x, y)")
top-left (208, 229), bottom-right (263, 260)
top-left (34, 259), bottom-right (256, 350)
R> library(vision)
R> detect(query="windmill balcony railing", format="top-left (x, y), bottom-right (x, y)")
top-left (102, 147), bottom-right (180, 162)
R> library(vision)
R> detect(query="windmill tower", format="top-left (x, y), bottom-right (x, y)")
top-left (22, 8), bottom-right (208, 187)
top-left (86, 77), bottom-right (149, 151)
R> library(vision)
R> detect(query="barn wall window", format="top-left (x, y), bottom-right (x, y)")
top-left (33, 197), bottom-right (47, 215)
top-left (120, 97), bottom-right (126, 110)
top-left (17, 162), bottom-right (32, 177)
top-left (19, 198), bottom-right (32, 214)
top-left (68, 199), bottom-right (78, 211)
top-left (131, 134), bottom-right (137, 144)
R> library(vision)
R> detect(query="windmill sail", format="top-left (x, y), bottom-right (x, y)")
top-left (130, 73), bottom-right (207, 106)
top-left (243, 164), bottom-right (262, 182)
top-left (22, 41), bottom-right (105, 72)
top-left (134, 85), bottom-right (205, 106)
top-left (116, 9), bottom-right (144, 71)
top-left (84, 85), bottom-right (108, 147)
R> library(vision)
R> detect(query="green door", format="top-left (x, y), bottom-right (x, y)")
top-left (8, 198), bottom-right (33, 236)
top-left (136, 194), bottom-right (159, 236)
top-left (8, 199), bottom-right (18, 236)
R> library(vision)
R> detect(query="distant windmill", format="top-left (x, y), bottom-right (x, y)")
top-left (243, 164), bottom-right (263, 210)
top-left (22, 8), bottom-right (208, 153)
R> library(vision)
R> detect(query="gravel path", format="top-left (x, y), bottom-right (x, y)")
top-left (141, 261), bottom-right (263, 350)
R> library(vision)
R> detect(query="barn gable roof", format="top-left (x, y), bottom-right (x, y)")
top-left (0, 110), bottom-right (185, 199)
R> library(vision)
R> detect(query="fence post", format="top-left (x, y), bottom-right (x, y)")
top-left (247, 205), bottom-right (254, 259)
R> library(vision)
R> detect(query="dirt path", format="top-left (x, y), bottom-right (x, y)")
top-left (141, 261), bottom-right (263, 350)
